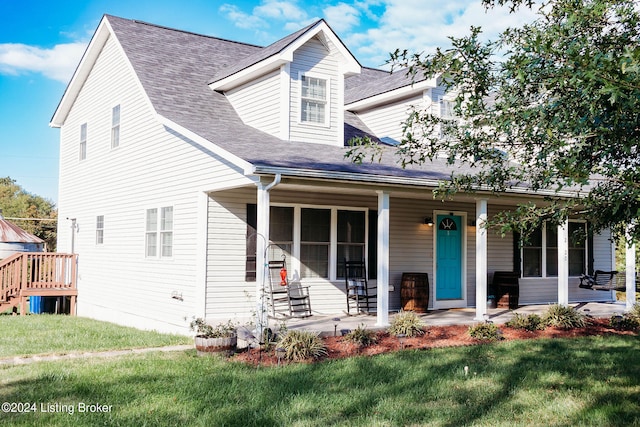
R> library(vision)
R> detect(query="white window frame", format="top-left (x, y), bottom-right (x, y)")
top-left (145, 206), bottom-right (173, 258)
top-left (96, 215), bottom-right (104, 245)
top-left (298, 72), bottom-right (330, 127)
top-left (521, 220), bottom-right (588, 278)
top-left (79, 123), bottom-right (87, 161)
top-left (271, 203), bottom-right (367, 281)
top-left (111, 104), bottom-right (120, 149)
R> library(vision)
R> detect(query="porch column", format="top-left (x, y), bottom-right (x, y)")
top-left (625, 225), bottom-right (637, 311)
top-left (255, 175), bottom-right (280, 336)
top-left (557, 220), bottom-right (569, 306)
top-left (474, 199), bottom-right (488, 321)
top-left (376, 190), bottom-right (390, 327)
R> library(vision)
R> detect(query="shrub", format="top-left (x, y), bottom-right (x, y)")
top-left (389, 311), bottom-right (426, 337)
top-left (190, 318), bottom-right (237, 338)
top-left (506, 313), bottom-right (545, 331)
top-left (609, 305), bottom-right (640, 332)
top-left (542, 305), bottom-right (587, 329)
top-left (344, 324), bottom-right (378, 348)
top-left (277, 330), bottom-right (327, 361)
top-left (609, 313), bottom-right (640, 331)
top-left (468, 322), bottom-right (503, 342)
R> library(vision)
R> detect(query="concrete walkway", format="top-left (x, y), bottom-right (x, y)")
top-left (281, 301), bottom-right (628, 336)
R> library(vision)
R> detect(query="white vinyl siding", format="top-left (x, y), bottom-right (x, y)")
top-left (289, 37), bottom-right (341, 146)
top-left (225, 70), bottom-right (282, 138)
top-left (56, 34), bottom-right (251, 334)
top-left (356, 94), bottom-right (424, 144)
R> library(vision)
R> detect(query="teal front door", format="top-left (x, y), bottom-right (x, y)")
top-left (436, 215), bottom-right (463, 300)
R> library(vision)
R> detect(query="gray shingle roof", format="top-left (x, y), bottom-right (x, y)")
top-left (208, 20), bottom-right (319, 85)
top-left (104, 16), bottom-right (468, 184)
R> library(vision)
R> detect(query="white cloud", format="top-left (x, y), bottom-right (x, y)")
top-left (324, 3), bottom-right (361, 33)
top-left (338, 0), bottom-right (538, 67)
top-left (254, 0), bottom-right (307, 20)
top-left (0, 42), bottom-right (86, 83)
top-left (219, 4), bottom-right (268, 29)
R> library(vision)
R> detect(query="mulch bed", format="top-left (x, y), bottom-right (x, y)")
top-left (232, 317), bottom-right (637, 366)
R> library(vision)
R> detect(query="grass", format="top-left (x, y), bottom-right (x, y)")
top-left (0, 315), bottom-right (191, 357)
top-left (0, 333), bottom-right (639, 426)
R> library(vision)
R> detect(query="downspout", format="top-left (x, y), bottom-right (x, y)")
top-left (256, 174), bottom-right (281, 338)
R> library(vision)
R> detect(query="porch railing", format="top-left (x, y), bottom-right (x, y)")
top-left (0, 252), bottom-right (78, 315)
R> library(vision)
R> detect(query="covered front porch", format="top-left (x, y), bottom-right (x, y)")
top-left (281, 301), bottom-right (631, 336)
top-left (203, 172), bottom-right (637, 329)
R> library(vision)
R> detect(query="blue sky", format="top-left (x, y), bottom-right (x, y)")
top-left (0, 0), bottom-right (535, 204)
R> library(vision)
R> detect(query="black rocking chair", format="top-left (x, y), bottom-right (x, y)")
top-left (344, 259), bottom-right (376, 315)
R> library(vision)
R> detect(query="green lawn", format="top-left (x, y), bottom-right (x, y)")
top-left (1, 333), bottom-right (638, 426)
top-left (0, 315), bottom-right (191, 357)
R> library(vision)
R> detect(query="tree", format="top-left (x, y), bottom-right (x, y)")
top-left (351, 0), bottom-right (640, 242)
top-left (0, 177), bottom-right (57, 251)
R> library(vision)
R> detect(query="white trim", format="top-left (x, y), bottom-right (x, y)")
top-left (557, 220), bottom-right (569, 306)
top-left (209, 21), bottom-right (360, 92)
top-left (345, 80), bottom-right (437, 112)
top-left (298, 72), bottom-right (331, 128)
top-left (376, 191), bottom-right (390, 327)
top-left (51, 17), bottom-right (156, 128)
top-left (625, 225), bottom-right (637, 311)
top-left (280, 63), bottom-right (291, 140)
top-left (474, 199), bottom-right (488, 320)
top-left (156, 114), bottom-right (255, 175)
top-left (433, 210), bottom-right (468, 309)
top-left (195, 192), bottom-right (209, 318)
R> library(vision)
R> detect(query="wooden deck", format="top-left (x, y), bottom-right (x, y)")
top-left (0, 252), bottom-right (78, 315)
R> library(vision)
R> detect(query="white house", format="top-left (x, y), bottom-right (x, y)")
top-left (50, 15), bottom-right (625, 334)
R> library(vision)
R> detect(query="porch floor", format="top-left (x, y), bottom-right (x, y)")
top-left (279, 301), bottom-right (628, 336)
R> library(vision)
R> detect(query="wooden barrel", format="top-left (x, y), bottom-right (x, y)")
top-left (401, 273), bottom-right (429, 313)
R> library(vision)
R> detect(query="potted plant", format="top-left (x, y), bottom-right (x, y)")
top-left (190, 318), bottom-right (237, 354)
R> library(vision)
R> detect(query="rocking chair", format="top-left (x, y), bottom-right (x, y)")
top-left (344, 259), bottom-right (376, 315)
top-left (266, 256), bottom-right (311, 318)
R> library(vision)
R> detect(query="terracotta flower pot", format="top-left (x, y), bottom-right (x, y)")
top-left (194, 335), bottom-right (237, 354)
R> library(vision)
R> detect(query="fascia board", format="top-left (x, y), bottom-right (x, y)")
top-left (50, 18), bottom-right (111, 128)
top-left (345, 78), bottom-right (437, 112)
top-left (210, 21), bottom-right (360, 92)
top-left (156, 114), bottom-right (256, 175)
top-left (252, 165), bottom-right (587, 199)
top-left (208, 56), bottom-right (290, 92)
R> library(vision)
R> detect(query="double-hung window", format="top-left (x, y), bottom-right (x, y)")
top-left (96, 215), bottom-right (104, 245)
top-left (522, 221), bottom-right (588, 277)
top-left (300, 208), bottom-right (331, 278)
top-left (79, 123), bottom-right (87, 161)
top-left (300, 74), bottom-right (328, 125)
top-left (245, 204), bottom-right (368, 281)
top-left (111, 104), bottom-right (120, 149)
top-left (146, 207), bottom-right (173, 258)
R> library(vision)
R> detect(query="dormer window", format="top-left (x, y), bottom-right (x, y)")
top-left (300, 73), bottom-right (329, 125)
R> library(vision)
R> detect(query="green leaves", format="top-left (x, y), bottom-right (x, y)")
top-left (370, 0), bottom-right (640, 239)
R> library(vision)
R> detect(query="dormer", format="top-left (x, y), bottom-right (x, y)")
top-left (209, 20), bottom-right (361, 147)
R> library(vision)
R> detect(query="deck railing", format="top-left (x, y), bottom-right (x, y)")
top-left (0, 252), bottom-right (77, 314)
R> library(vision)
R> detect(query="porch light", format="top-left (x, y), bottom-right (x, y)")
top-left (424, 217), bottom-right (434, 226)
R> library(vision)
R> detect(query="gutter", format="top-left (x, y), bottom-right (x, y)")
top-left (252, 166), bottom-right (589, 199)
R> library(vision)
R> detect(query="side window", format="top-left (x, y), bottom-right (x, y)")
top-left (300, 208), bottom-right (330, 278)
top-left (79, 123), bottom-right (87, 161)
top-left (111, 104), bottom-right (120, 149)
top-left (96, 215), bottom-right (104, 245)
